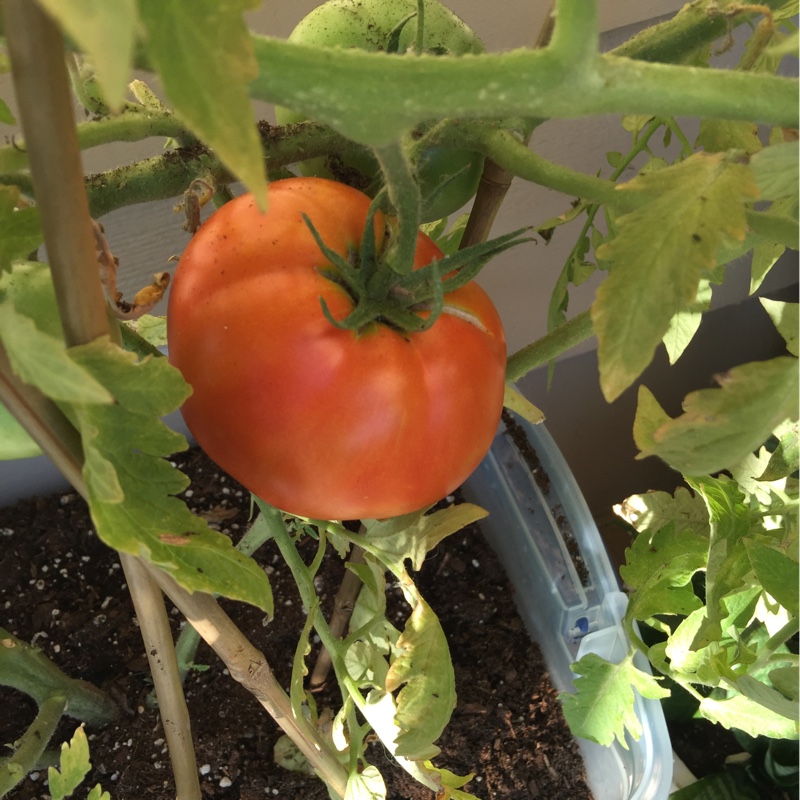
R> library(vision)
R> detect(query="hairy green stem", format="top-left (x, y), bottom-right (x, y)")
top-left (373, 140), bottom-right (421, 273)
top-left (0, 693), bottom-right (67, 797)
top-left (0, 109), bottom-right (188, 174)
top-left (505, 309), bottom-right (594, 382)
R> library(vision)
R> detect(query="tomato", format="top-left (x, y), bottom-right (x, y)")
top-left (275, 0), bottom-right (485, 223)
top-left (167, 178), bottom-right (506, 520)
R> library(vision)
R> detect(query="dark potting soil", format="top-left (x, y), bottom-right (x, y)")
top-left (0, 447), bottom-right (592, 800)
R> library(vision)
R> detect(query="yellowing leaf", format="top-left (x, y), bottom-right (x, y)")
top-left (139, 0), bottom-right (266, 202)
top-left (47, 726), bottom-right (92, 800)
top-left (696, 118), bottom-right (763, 154)
top-left (386, 592), bottom-right (456, 760)
top-left (592, 152), bottom-right (760, 401)
top-left (634, 357), bottom-right (799, 475)
top-left (760, 299), bottom-right (799, 355)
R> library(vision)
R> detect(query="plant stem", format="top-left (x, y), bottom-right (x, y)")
top-left (141, 559), bottom-right (349, 799)
top-left (505, 309), bottom-right (594, 382)
top-left (120, 555), bottom-right (201, 800)
top-left (0, 693), bottom-right (67, 797)
top-left (0, 628), bottom-right (118, 726)
top-left (309, 543), bottom-right (366, 690)
top-left (373, 140), bottom-right (421, 273)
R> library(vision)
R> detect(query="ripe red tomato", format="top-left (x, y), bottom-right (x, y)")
top-left (167, 178), bottom-right (506, 520)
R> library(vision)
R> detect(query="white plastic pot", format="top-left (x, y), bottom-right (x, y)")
top-left (462, 414), bottom-right (673, 800)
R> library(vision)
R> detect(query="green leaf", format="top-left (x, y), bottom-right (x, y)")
top-left (770, 666), bottom-right (799, 701)
top-left (758, 426), bottom-right (799, 481)
top-left (663, 278), bottom-right (713, 365)
top-left (361, 503), bottom-right (488, 574)
top-left (0, 401), bottom-right (42, 460)
top-left (503, 385), bottom-right (545, 426)
top-left (695, 118), bottom-right (763, 154)
top-left (664, 608), bottom-right (714, 677)
top-left (0, 98), bottom-right (14, 125)
top-left (700, 693), bottom-right (799, 738)
top-left (66, 338), bottom-right (273, 613)
top-left (735, 674), bottom-right (799, 721)
top-left (592, 152), bottom-right (759, 401)
top-left (621, 526), bottom-right (707, 621)
top-left (139, 0), bottom-right (266, 202)
top-left (615, 485), bottom-right (709, 537)
top-left (86, 785), bottom-right (111, 800)
top-left (751, 240), bottom-right (786, 294)
top-left (634, 358), bottom-right (800, 475)
top-left (123, 315), bottom-right (168, 349)
top-left (385, 591), bottom-right (456, 760)
top-left (0, 187), bottom-right (43, 273)
top-left (47, 726), bottom-right (92, 800)
top-left (0, 306), bottom-right (113, 404)
top-left (37, 0), bottom-right (138, 110)
top-left (744, 540), bottom-right (799, 616)
top-left (561, 652), bottom-right (669, 748)
top-left (345, 765), bottom-right (386, 800)
top-left (670, 768), bottom-right (761, 800)
top-left (760, 299), bottom-right (799, 356)
top-left (750, 141), bottom-right (800, 202)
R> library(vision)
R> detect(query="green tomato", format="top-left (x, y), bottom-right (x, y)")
top-left (275, 0), bottom-right (485, 222)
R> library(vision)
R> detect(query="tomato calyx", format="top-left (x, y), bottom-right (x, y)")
top-left (303, 200), bottom-right (531, 335)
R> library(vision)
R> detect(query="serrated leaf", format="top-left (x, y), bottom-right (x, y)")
top-left (385, 591), bottom-right (455, 760)
top-left (37, 0), bottom-right (137, 110)
top-left (345, 765), bottom-right (386, 800)
top-left (0, 305), bottom-right (113, 404)
top-left (362, 503), bottom-right (487, 574)
top-left (664, 608), bottom-right (714, 676)
top-left (700, 693), bottom-right (799, 738)
top-left (139, 0), bottom-right (266, 202)
top-left (0, 187), bottom-right (43, 273)
top-left (503, 384), bottom-right (544, 426)
top-left (66, 338), bottom-right (273, 613)
top-left (592, 152), bottom-right (759, 401)
top-left (663, 279), bottom-right (713, 364)
top-left (615, 486), bottom-right (709, 537)
top-left (622, 526), bottom-right (707, 620)
top-left (561, 653), bottom-right (669, 748)
top-left (696, 118), bottom-right (763, 154)
top-left (761, 299), bottom-right (799, 356)
top-left (744, 540), bottom-right (799, 616)
top-left (47, 726), bottom-right (92, 800)
top-left (750, 142), bottom-right (800, 202)
top-left (634, 357), bottom-right (799, 475)
top-left (87, 785), bottom-right (111, 800)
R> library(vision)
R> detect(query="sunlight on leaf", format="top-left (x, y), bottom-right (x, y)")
top-left (66, 338), bottom-right (273, 613)
top-left (345, 765), bottom-right (386, 800)
top-left (37, 0), bottom-right (137, 110)
top-left (615, 486), bottom-right (709, 537)
top-left (760, 298), bottom-right (798, 356)
top-left (139, 0), bottom-right (266, 203)
top-left (47, 725), bottom-right (92, 800)
top-left (662, 278), bottom-right (713, 365)
top-left (700, 693), bottom-right (799, 738)
top-left (561, 653), bottom-right (669, 748)
top-left (634, 358), bottom-right (799, 475)
top-left (592, 152), bottom-right (759, 401)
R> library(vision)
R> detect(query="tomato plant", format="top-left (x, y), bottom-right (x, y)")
top-left (274, 0), bottom-right (485, 222)
top-left (167, 177), bottom-right (506, 520)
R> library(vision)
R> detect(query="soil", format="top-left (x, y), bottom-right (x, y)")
top-left (1, 447), bottom-right (593, 800)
